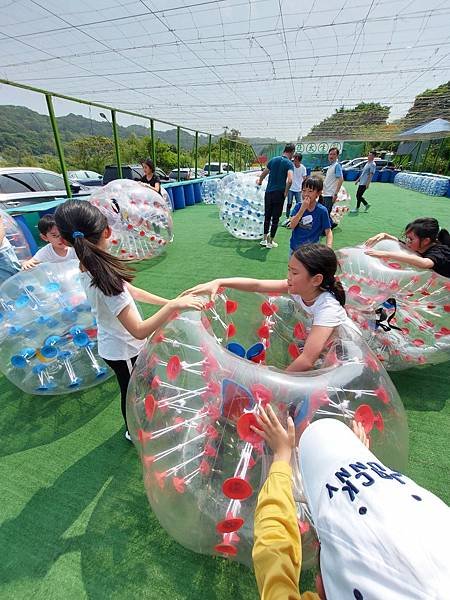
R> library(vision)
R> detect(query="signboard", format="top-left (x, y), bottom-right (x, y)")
top-left (295, 141), bottom-right (343, 154)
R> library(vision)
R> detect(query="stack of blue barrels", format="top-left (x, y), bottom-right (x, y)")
top-left (394, 172), bottom-right (450, 197)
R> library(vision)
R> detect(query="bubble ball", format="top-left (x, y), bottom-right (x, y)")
top-left (126, 289), bottom-right (408, 568)
top-left (336, 240), bottom-right (450, 370)
top-left (201, 178), bottom-right (220, 205)
top-left (217, 173), bottom-right (266, 240)
top-left (330, 185), bottom-right (350, 226)
top-left (89, 179), bottom-right (173, 261)
top-left (1, 209), bottom-right (31, 261)
top-left (0, 260), bottom-right (111, 394)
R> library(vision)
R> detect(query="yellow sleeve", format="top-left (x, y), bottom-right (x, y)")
top-left (252, 461), bottom-right (320, 600)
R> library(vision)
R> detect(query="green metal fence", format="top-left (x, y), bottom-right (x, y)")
top-left (0, 79), bottom-right (257, 195)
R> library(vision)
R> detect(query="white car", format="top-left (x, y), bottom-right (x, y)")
top-left (203, 162), bottom-right (234, 175)
top-left (0, 167), bottom-right (90, 210)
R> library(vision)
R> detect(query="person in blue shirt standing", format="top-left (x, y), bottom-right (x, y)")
top-left (257, 143), bottom-right (295, 249)
top-left (289, 176), bottom-right (333, 255)
top-left (353, 151), bottom-right (377, 212)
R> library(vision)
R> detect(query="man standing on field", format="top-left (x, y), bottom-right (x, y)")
top-left (257, 143), bottom-right (295, 249)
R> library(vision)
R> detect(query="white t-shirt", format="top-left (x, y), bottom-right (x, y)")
top-left (34, 243), bottom-right (77, 263)
top-left (291, 164), bottom-right (307, 192)
top-left (291, 291), bottom-right (358, 332)
top-left (79, 271), bottom-right (146, 361)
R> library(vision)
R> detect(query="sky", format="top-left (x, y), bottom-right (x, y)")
top-left (0, 0), bottom-right (449, 140)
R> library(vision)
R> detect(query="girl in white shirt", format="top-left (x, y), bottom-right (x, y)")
top-left (55, 200), bottom-right (203, 440)
top-left (185, 243), bottom-right (349, 372)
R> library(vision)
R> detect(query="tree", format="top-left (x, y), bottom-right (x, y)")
top-left (66, 136), bottom-right (114, 173)
top-left (304, 103), bottom-right (392, 140)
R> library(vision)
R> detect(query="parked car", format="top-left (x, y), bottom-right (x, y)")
top-left (68, 170), bottom-right (103, 187)
top-left (342, 158), bottom-right (395, 173)
top-left (103, 165), bottom-right (171, 185)
top-left (203, 162), bottom-right (234, 175)
top-left (168, 167), bottom-right (207, 180)
top-left (0, 167), bottom-right (90, 210)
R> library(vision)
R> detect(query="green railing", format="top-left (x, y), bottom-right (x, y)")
top-left (0, 79), bottom-right (257, 196)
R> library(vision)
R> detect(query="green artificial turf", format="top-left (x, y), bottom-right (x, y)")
top-left (0, 182), bottom-right (449, 599)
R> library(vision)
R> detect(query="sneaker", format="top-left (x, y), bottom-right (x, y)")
top-left (260, 239), bottom-right (267, 247)
top-left (350, 208), bottom-right (359, 214)
top-left (364, 204), bottom-right (371, 212)
top-left (281, 218), bottom-right (290, 227)
top-left (125, 430), bottom-right (132, 442)
top-left (267, 240), bottom-right (278, 248)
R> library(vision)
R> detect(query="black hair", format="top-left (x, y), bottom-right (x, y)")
top-left (284, 143), bottom-right (295, 154)
top-left (294, 153), bottom-right (303, 161)
top-left (302, 175), bottom-right (324, 204)
top-left (143, 158), bottom-right (155, 172)
top-left (54, 200), bottom-right (134, 296)
top-left (38, 214), bottom-right (57, 235)
top-left (405, 217), bottom-right (450, 247)
top-left (369, 150), bottom-right (377, 157)
top-left (293, 243), bottom-right (346, 306)
top-left (328, 146), bottom-right (340, 156)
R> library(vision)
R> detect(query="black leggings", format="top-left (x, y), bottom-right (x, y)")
top-left (103, 355), bottom-right (138, 429)
top-left (264, 190), bottom-right (285, 239)
top-left (356, 185), bottom-right (368, 208)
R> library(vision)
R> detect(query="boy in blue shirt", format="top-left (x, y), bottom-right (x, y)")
top-left (289, 176), bottom-right (333, 255)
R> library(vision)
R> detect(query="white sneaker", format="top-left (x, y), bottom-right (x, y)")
top-left (364, 204), bottom-right (371, 212)
top-left (350, 208), bottom-right (359, 213)
top-left (260, 239), bottom-right (267, 247)
top-left (281, 219), bottom-right (290, 227)
top-left (125, 430), bottom-right (132, 441)
top-left (267, 240), bottom-right (278, 248)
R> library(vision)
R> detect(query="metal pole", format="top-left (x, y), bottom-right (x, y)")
top-left (45, 94), bottom-right (72, 198)
top-left (219, 137), bottom-right (222, 170)
top-left (432, 138), bottom-right (445, 173)
top-left (420, 140), bottom-right (432, 171)
top-left (411, 141), bottom-right (422, 171)
top-left (177, 126), bottom-right (181, 181)
top-left (227, 138), bottom-right (230, 171)
top-left (150, 119), bottom-right (156, 166)
top-left (194, 131), bottom-right (198, 178)
top-left (233, 142), bottom-right (237, 171)
top-left (208, 134), bottom-right (212, 176)
top-left (238, 144), bottom-right (241, 171)
top-left (111, 110), bottom-right (122, 178)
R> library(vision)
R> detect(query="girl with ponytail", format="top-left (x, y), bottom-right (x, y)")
top-left (183, 243), bottom-right (353, 372)
top-left (365, 217), bottom-right (450, 278)
top-left (55, 200), bottom-right (204, 440)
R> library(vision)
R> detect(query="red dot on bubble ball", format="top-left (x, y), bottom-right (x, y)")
top-left (237, 413), bottom-right (263, 443)
top-left (214, 543), bottom-right (238, 556)
top-left (222, 477), bottom-right (253, 500)
top-left (216, 517), bottom-right (244, 534)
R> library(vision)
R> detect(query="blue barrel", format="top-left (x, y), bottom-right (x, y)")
top-left (13, 215), bottom-right (38, 254)
top-left (372, 170), bottom-right (380, 183)
top-left (306, 168), bottom-right (312, 176)
top-left (381, 170), bottom-right (390, 183)
top-left (193, 182), bottom-right (202, 203)
top-left (346, 169), bottom-right (359, 182)
top-left (172, 185), bottom-right (186, 210)
top-left (184, 183), bottom-right (195, 206)
top-left (165, 187), bottom-right (175, 209)
top-left (446, 180), bottom-right (450, 197)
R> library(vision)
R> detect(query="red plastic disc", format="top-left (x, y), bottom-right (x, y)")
top-left (225, 300), bottom-right (239, 314)
top-left (167, 355), bottom-right (181, 381)
top-left (222, 477), bottom-right (253, 500)
top-left (227, 323), bottom-right (237, 338)
top-left (348, 285), bottom-right (361, 296)
top-left (354, 404), bottom-right (375, 434)
top-left (144, 394), bottom-right (157, 421)
top-left (236, 413), bottom-right (263, 444)
top-left (216, 517), bottom-right (244, 534)
top-left (214, 543), bottom-right (238, 556)
top-left (261, 301), bottom-right (278, 316)
top-left (257, 324), bottom-right (270, 339)
top-left (288, 343), bottom-right (301, 359)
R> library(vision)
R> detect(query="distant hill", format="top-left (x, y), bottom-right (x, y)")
top-left (0, 105), bottom-right (212, 158)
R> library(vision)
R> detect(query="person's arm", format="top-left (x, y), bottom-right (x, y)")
top-left (286, 325), bottom-right (334, 372)
top-left (21, 257), bottom-right (40, 270)
top-left (152, 180), bottom-right (161, 194)
top-left (125, 282), bottom-right (170, 305)
top-left (117, 294), bottom-right (204, 340)
top-left (258, 168), bottom-right (270, 185)
top-left (289, 201), bottom-right (309, 229)
top-left (364, 249), bottom-right (434, 270)
top-left (183, 277), bottom-right (288, 301)
top-left (252, 406), bottom-right (320, 600)
top-left (365, 172), bottom-right (373, 189)
top-left (333, 176), bottom-right (344, 202)
top-left (324, 228), bottom-right (333, 248)
top-left (364, 232), bottom-right (397, 247)
top-left (0, 216), bottom-right (5, 245)
top-left (284, 169), bottom-right (293, 198)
